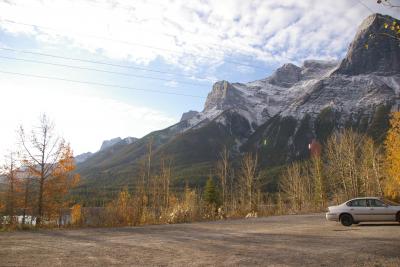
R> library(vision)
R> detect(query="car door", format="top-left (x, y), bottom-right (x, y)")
top-left (368, 199), bottom-right (396, 221)
top-left (348, 199), bottom-right (369, 222)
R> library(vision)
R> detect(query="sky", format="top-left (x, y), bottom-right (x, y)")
top-left (0, 0), bottom-right (399, 157)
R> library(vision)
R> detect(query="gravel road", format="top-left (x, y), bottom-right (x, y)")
top-left (1, 214), bottom-right (399, 266)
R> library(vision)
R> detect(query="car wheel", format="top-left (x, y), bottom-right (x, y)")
top-left (340, 214), bottom-right (353, 227)
top-left (396, 212), bottom-right (400, 223)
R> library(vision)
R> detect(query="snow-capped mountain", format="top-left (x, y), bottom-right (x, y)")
top-left (176, 14), bottom-right (399, 140)
top-left (76, 13), bottom-right (400, 188)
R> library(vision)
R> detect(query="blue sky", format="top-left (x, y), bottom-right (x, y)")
top-left (0, 0), bottom-right (398, 156)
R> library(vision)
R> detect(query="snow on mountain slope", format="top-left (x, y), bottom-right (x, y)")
top-left (178, 13), bottom-right (399, 134)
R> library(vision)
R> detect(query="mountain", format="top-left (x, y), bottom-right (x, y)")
top-left (74, 152), bottom-right (93, 164)
top-left (100, 137), bottom-right (123, 151)
top-left (180, 110), bottom-right (199, 122)
top-left (74, 136), bottom-right (139, 164)
top-left (76, 13), bottom-right (400, 191)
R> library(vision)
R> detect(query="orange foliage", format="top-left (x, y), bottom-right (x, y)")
top-left (384, 112), bottom-right (400, 199)
top-left (43, 144), bottom-right (80, 220)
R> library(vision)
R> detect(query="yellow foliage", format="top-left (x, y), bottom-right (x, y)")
top-left (71, 204), bottom-right (82, 225)
top-left (105, 188), bottom-right (133, 226)
top-left (384, 112), bottom-right (400, 199)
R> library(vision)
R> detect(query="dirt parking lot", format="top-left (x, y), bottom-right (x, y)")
top-left (0, 214), bottom-right (399, 266)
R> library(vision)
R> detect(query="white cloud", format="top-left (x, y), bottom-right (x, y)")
top-left (1, 0), bottom-right (398, 72)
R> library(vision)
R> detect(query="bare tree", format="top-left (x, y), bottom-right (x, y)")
top-left (216, 146), bottom-right (230, 209)
top-left (238, 152), bottom-right (259, 212)
top-left (325, 131), bottom-right (361, 200)
top-left (309, 154), bottom-right (326, 210)
top-left (160, 156), bottom-right (172, 210)
top-left (18, 114), bottom-right (65, 225)
top-left (280, 162), bottom-right (305, 211)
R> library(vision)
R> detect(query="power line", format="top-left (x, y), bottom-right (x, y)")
top-left (355, 0), bottom-right (397, 22)
top-left (0, 18), bottom-right (266, 70)
top-left (0, 47), bottom-right (216, 82)
top-left (355, 0), bottom-right (378, 13)
top-left (0, 70), bottom-right (206, 99)
top-left (0, 55), bottom-right (210, 88)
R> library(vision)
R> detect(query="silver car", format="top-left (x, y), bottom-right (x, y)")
top-left (326, 197), bottom-right (400, 226)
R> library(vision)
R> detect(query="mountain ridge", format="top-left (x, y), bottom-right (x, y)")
top-left (75, 13), bottom-right (400, 190)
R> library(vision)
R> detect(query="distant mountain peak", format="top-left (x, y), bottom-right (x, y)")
top-left (268, 63), bottom-right (302, 88)
top-left (74, 152), bottom-right (93, 164)
top-left (100, 137), bottom-right (122, 151)
top-left (335, 13), bottom-right (400, 76)
top-left (180, 110), bottom-right (199, 122)
top-left (123, 136), bottom-right (138, 144)
top-left (203, 80), bottom-right (241, 111)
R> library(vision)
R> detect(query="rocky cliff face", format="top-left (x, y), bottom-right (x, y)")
top-left (180, 110), bottom-right (199, 122)
top-left (268, 63), bottom-right (302, 87)
top-left (74, 152), bottom-right (93, 164)
top-left (100, 137), bottom-right (122, 151)
top-left (203, 81), bottom-right (243, 111)
top-left (335, 14), bottom-right (400, 76)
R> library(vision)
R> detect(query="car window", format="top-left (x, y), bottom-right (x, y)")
top-left (347, 199), bottom-right (367, 207)
top-left (368, 199), bottom-right (386, 207)
top-left (383, 199), bottom-right (400, 206)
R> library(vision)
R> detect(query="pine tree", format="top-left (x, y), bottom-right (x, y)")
top-left (204, 177), bottom-right (219, 206)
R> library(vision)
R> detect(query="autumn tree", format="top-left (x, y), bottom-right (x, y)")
top-left (43, 145), bottom-right (80, 223)
top-left (18, 114), bottom-right (78, 225)
top-left (359, 137), bottom-right (385, 197)
top-left (238, 152), bottom-right (259, 212)
top-left (325, 130), bottom-right (361, 200)
top-left (71, 204), bottom-right (82, 225)
top-left (216, 146), bottom-right (231, 209)
top-left (21, 176), bottom-right (33, 225)
top-left (308, 154), bottom-right (326, 210)
top-left (159, 156), bottom-right (172, 210)
top-left (2, 152), bottom-right (19, 224)
top-left (384, 112), bottom-right (400, 199)
top-left (280, 162), bottom-right (306, 211)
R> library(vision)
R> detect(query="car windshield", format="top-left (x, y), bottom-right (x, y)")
top-left (382, 199), bottom-right (400, 206)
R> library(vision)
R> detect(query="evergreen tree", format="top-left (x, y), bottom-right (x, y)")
top-left (204, 177), bottom-right (220, 206)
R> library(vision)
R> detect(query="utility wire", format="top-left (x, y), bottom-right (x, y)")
top-left (355, 0), bottom-right (397, 23)
top-left (0, 70), bottom-right (206, 99)
top-left (0, 18), bottom-right (266, 70)
top-left (0, 47), bottom-right (216, 82)
top-left (0, 55), bottom-right (210, 88)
